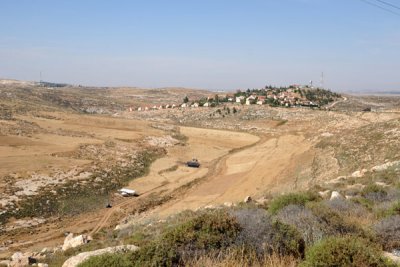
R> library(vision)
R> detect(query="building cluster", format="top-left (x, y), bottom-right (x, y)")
top-left (234, 87), bottom-right (318, 107)
top-left (128, 85), bottom-right (336, 112)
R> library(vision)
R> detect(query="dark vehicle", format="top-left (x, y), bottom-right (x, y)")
top-left (187, 158), bottom-right (200, 168)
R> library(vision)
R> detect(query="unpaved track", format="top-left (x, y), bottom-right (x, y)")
top-left (89, 126), bottom-right (259, 234)
top-left (91, 127), bottom-right (312, 232)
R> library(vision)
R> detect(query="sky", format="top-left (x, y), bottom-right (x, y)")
top-left (1, 0), bottom-right (399, 92)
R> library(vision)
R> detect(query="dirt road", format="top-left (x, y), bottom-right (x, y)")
top-left (156, 133), bottom-right (311, 217)
top-left (92, 126), bottom-right (312, 232)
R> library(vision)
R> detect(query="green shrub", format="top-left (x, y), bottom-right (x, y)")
top-left (307, 202), bottom-right (368, 239)
top-left (384, 201), bottom-right (400, 217)
top-left (130, 242), bottom-right (181, 267)
top-left (300, 236), bottom-right (395, 267)
top-left (351, 197), bottom-right (374, 211)
top-left (374, 215), bottom-right (400, 251)
top-left (269, 221), bottom-right (305, 258)
top-left (277, 204), bottom-right (325, 245)
top-left (269, 192), bottom-right (319, 215)
top-left (78, 253), bottom-right (132, 267)
top-left (233, 208), bottom-right (305, 258)
top-left (130, 210), bottom-right (241, 266)
top-left (361, 184), bottom-right (388, 202)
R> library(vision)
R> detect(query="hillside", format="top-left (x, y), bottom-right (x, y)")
top-left (0, 80), bottom-right (400, 266)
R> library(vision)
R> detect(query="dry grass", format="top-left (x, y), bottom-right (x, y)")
top-left (186, 249), bottom-right (298, 267)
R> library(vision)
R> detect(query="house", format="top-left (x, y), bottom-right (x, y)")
top-left (257, 96), bottom-right (266, 105)
top-left (191, 102), bottom-right (199, 108)
top-left (246, 95), bottom-right (256, 105)
top-left (236, 96), bottom-right (244, 103)
top-left (172, 104), bottom-right (176, 108)
top-left (144, 107), bottom-right (149, 111)
top-left (203, 102), bottom-right (210, 107)
top-left (226, 94), bottom-right (234, 102)
top-left (258, 96), bottom-right (266, 101)
top-left (181, 103), bottom-right (188, 108)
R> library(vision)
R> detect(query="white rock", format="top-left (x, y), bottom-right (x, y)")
top-left (321, 132), bottom-right (333, 137)
top-left (371, 161), bottom-right (400, 172)
top-left (318, 190), bottom-right (331, 198)
top-left (330, 191), bottom-right (344, 200)
top-left (375, 182), bottom-right (389, 187)
top-left (255, 197), bottom-right (268, 205)
top-left (38, 263), bottom-right (49, 267)
top-left (244, 196), bottom-right (252, 203)
top-left (383, 252), bottom-right (400, 264)
top-left (9, 251), bottom-right (33, 267)
top-left (325, 176), bottom-right (347, 185)
top-left (62, 245), bottom-right (139, 267)
top-left (62, 234), bottom-right (92, 251)
top-left (351, 170), bottom-right (363, 178)
top-left (223, 202), bottom-right (233, 207)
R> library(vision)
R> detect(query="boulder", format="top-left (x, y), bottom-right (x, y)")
top-left (0, 260), bottom-right (11, 266)
top-left (38, 263), bottom-right (49, 267)
top-left (62, 245), bottom-right (139, 267)
top-left (223, 202), bottom-right (233, 207)
top-left (330, 191), bottom-right (344, 200)
top-left (318, 190), bottom-right (331, 199)
top-left (9, 251), bottom-right (36, 267)
top-left (244, 196), bottom-right (252, 203)
top-left (383, 252), bottom-right (400, 264)
top-left (62, 234), bottom-right (92, 251)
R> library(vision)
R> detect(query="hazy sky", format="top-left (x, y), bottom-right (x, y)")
top-left (1, 0), bottom-right (399, 91)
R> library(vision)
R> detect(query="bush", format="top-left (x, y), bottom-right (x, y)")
top-left (362, 184), bottom-right (388, 202)
top-left (269, 220), bottom-right (305, 258)
top-left (232, 208), bottom-right (305, 258)
top-left (78, 253), bottom-right (132, 267)
top-left (325, 198), bottom-right (369, 219)
top-left (268, 192), bottom-right (319, 215)
top-left (300, 236), bottom-right (394, 267)
top-left (277, 205), bottom-right (325, 245)
top-left (307, 202), bottom-right (368, 239)
top-left (130, 210), bottom-right (241, 266)
top-left (385, 201), bottom-right (400, 217)
top-left (374, 215), bottom-right (400, 251)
